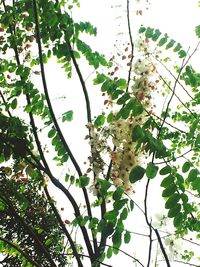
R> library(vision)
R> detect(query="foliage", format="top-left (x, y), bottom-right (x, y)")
top-left (0, 0), bottom-right (199, 266)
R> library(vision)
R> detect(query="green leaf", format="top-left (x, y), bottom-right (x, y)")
top-left (168, 203), bottom-right (181, 218)
top-left (188, 169), bottom-right (198, 182)
top-left (173, 43), bottom-right (182, 52)
top-left (166, 39), bottom-right (176, 49)
top-left (195, 25), bottom-right (200, 38)
top-left (129, 165), bottom-right (145, 183)
top-left (160, 175), bottom-right (175, 188)
top-left (158, 36), bottom-right (168, 46)
top-left (11, 98), bottom-right (17, 109)
top-left (162, 184), bottom-right (177, 197)
top-left (104, 210), bottom-right (119, 221)
top-left (0, 200), bottom-right (5, 211)
top-left (107, 113), bottom-right (114, 123)
top-left (152, 29), bottom-right (162, 41)
top-left (62, 110), bottom-right (73, 122)
top-left (93, 73), bottom-right (106, 85)
top-left (98, 179), bottom-right (112, 196)
top-left (182, 162), bottom-right (191, 173)
top-left (159, 165), bottom-right (171, 175)
top-left (79, 176), bottom-right (90, 188)
top-left (117, 93), bottom-right (130, 105)
top-left (173, 213), bottom-right (183, 227)
top-left (48, 128), bottom-right (56, 138)
top-left (112, 229), bottom-right (122, 246)
top-left (116, 79), bottom-right (127, 89)
top-left (131, 99), bottom-right (144, 116)
top-left (45, 239), bottom-right (53, 246)
top-left (132, 124), bottom-right (144, 142)
top-left (129, 199), bottom-right (134, 211)
top-left (146, 163), bottom-right (159, 179)
top-left (124, 231), bottom-right (131, 244)
top-left (106, 247), bottom-right (113, 259)
top-left (165, 193), bottom-right (180, 209)
top-left (94, 114), bottom-right (105, 128)
top-left (178, 50), bottom-right (187, 58)
top-left (73, 51), bottom-right (80, 59)
top-left (114, 199), bottom-right (127, 211)
top-left (113, 187), bottom-right (124, 201)
top-left (191, 178), bottom-right (200, 190)
top-left (139, 26), bottom-right (146, 33)
top-left (120, 207), bottom-right (128, 220)
top-left (145, 27), bottom-right (154, 38)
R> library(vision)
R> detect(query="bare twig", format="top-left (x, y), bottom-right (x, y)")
top-left (159, 74), bottom-right (196, 118)
top-left (126, 0), bottom-right (134, 91)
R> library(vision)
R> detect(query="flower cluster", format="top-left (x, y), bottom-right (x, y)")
top-left (108, 119), bottom-right (140, 193)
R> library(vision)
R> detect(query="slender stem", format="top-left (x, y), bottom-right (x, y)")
top-left (44, 186), bottom-right (84, 267)
top-left (68, 42), bottom-right (92, 123)
top-left (0, 237), bottom-right (41, 267)
top-left (126, 0), bottom-right (134, 91)
top-left (154, 229), bottom-right (171, 267)
top-left (159, 74), bottom-right (196, 118)
top-left (173, 260), bottom-right (200, 267)
top-left (153, 56), bottom-right (194, 100)
top-left (157, 51), bottom-right (188, 139)
top-left (67, 42), bottom-right (98, 254)
top-left (101, 243), bottom-right (145, 267)
top-left (154, 149), bottom-right (192, 165)
top-left (149, 112), bottom-right (186, 134)
top-left (144, 180), bottom-right (153, 267)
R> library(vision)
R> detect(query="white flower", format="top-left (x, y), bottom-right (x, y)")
top-left (152, 213), bottom-right (169, 228)
top-left (164, 236), bottom-right (183, 259)
top-left (89, 184), bottom-right (98, 196)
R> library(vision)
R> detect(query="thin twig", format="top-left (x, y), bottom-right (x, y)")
top-left (44, 186), bottom-right (84, 267)
top-left (126, 0), bottom-right (134, 91)
top-left (102, 243), bottom-right (145, 267)
top-left (153, 56), bottom-right (194, 100)
top-left (154, 149), bottom-right (193, 165)
top-left (159, 74), bottom-right (196, 118)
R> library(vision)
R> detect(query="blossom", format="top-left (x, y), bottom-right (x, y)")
top-left (164, 236), bottom-right (183, 259)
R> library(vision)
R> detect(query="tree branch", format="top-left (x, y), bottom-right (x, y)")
top-left (44, 186), bottom-right (84, 267)
top-left (154, 229), bottom-right (171, 267)
top-left (0, 236), bottom-right (41, 267)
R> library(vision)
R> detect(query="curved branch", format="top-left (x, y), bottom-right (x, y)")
top-left (32, 0), bottom-right (82, 177)
top-left (44, 186), bottom-right (84, 267)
